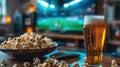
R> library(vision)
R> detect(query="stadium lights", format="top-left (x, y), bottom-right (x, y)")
top-left (64, 4), bottom-right (69, 8)
top-left (37, 0), bottom-right (55, 9)
top-left (69, 0), bottom-right (81, 5)
top-left (63, 0), bottom-right (82, 8)
top-left (38, 0), bottom-right (49, 7)
top-left (50, 4), bottom-right (55, 8)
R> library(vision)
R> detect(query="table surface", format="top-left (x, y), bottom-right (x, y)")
top-left (0, 50), bottom-right (120, 67)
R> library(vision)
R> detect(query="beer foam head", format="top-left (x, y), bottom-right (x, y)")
top-left (84, 15), bottom-right (105, 25)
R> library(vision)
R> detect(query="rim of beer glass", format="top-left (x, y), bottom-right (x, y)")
top-left (84, 15), bottom-right (105, 26)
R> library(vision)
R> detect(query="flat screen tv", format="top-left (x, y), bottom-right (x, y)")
top-left (36, 0), bottom-right (96, 33)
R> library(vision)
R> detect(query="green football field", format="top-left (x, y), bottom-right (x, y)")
top-left (37, 17), bottom-right (84, 31)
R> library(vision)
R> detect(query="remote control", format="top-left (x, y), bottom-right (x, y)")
top-left (50, 52), bottom-right (80, 59)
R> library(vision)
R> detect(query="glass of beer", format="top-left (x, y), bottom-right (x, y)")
top-left (84, 15), bottom-right (106, 66)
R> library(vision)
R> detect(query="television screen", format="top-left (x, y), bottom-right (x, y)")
top-left (37, 16), bottom-right (83, 31)
top-left (36, 0), bottom-right (96, 32)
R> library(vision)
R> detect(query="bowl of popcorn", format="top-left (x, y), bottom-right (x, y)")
top-left (0, 32), bottom-right (57, 59)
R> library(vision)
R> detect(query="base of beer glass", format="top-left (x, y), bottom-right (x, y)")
top-left (88, 64), bottom-right (102, 67)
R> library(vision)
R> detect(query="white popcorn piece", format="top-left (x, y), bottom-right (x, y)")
top-left (0, 64), bottom-right (6, 67)
top-left (60, 60), bottom-right (66, 63)
top-left (58, 64), bottom-right (64, 67)
top-left (33, 41), bottom-right (38, 46)
top-left (45, 58), bottom-right (54, 63)
top-left (72, 61), bottom-right (80, 67)
top-left (36, 46), bottom-right (41, 49)
top-left (22, 44), bottom-right (28, 49)
top-left (114, 64), bottom-right (119, 67)
top-left (58, 60), bottom-right (66, 67)
top-left (43, 37), bottom-right (51, 44)
top-left (12, 64), bottom-right (18, 67)
top-left (82, 62), bottom-right (88, 67)
top-left (15, 41), bottom-right (19, 47)
top-left (43, 62), bottom-right (50, 67)
top-left (8, 37), bottom-right (12, 41)
top-left (53, 59), bottom-right (60, 66)
top-left (37, 35), bottom-right (42, 39)
top-left (23, 62), bottom-right (30, 67)
top-left (111, 64), bottom-right (120, 67)
top-left (33, 57), bottom-right (41, 65)
top-left (112, 59), bottom-right (117, 65)
top-left (36, 63), bottom-right (43, 67)
top-left (64, 63), bottom-right (70, 67)
top-left (111, 59), bottom-right (120, 67)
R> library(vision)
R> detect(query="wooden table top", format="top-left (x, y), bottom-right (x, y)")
top-left (0, 50), bottom-right (120, 67)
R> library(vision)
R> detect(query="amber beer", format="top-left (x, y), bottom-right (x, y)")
top-left (84, 16), bottom-right (106, 66)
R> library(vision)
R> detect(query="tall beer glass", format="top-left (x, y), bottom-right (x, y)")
top-left (84, 15), bottom-right (106, 66)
